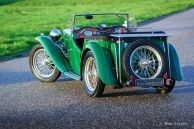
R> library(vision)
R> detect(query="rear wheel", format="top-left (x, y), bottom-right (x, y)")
top-left (82, 51), bottom-right (105, 97)
top-left (29, 44), bottom-right (61, 82)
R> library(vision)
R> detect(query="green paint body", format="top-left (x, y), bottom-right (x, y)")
top-left (169, 44), bottom-right (183, 81)
top-left (35, 32), bottom-right (183, 86)
top-left (35, 36), bottom-right (70, 72)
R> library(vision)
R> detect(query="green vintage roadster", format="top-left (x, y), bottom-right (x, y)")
top-left (29, 13), bottom-right (183, 97)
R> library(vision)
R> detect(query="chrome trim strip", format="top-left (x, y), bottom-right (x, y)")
top-left (114, 44), bottom-right (119, 80)
top-left (110, 34), bottom-right (170, 38)
top-left (118, 37), bottom-right (121, 83)
top-left (75, 13), bottom-right (129, 16)
top-left (118, 37), bottom-right (125, 85)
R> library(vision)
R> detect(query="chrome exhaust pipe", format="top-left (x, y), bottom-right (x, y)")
top-left (165, 79), bottom-right (174, 86)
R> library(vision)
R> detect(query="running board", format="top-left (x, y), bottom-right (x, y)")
top-left (63, 72), bottom-right (81, 80)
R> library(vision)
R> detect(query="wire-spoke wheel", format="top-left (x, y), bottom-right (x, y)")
top-left (130, 46), bottom-right (162, 79)
top-left (123, 40), bottom-right (167, 80)
top-left (29, 44), bottom-right (61, 82)
top-left (82, 51), bottom-right (105, 97)
top-left (84, 57), bottom-right (98, 92)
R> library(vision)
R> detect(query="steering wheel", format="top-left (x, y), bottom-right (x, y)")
top-left (74, 27), bottom-right (97, 39)
top-left (110, 26), bottom-right (130, 33)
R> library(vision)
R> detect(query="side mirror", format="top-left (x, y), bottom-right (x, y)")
top-left (50, 29), bottom-right (62, 41)
top-left (84, 14), bottom-right (93, 19)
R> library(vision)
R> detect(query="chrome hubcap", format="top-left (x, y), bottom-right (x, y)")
top-left (84, 57), bottom-right (98, 92)
top-left (33, 49), bottom-right (56, 78)
top-left (130, 46), bottom-right (162, 79)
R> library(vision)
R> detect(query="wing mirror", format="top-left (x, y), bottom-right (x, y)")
top-left (50, 29), bottom-right (62, 42)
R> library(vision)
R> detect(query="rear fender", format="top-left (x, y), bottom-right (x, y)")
top-left (83, 43), bottom-right (117, 86)
top-left (169, 43), bottom-right (183, 81)
top-left (35, 36), bottom-right (70, 73)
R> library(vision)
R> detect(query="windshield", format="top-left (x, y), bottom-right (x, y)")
top-left (72, 13), bottom-right (137, 30)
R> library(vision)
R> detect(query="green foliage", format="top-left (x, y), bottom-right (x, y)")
top-left (0, 0), bottom-right (194, 57)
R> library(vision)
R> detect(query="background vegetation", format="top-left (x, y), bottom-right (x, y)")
top-left (0, 0), bottom-right (194, 57)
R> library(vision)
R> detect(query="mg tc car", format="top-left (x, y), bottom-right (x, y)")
top-left (29, 13), bottom-right (183, 97)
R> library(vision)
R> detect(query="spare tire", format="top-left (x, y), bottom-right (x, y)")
top-left (122, 39), bottom-right (167, 79)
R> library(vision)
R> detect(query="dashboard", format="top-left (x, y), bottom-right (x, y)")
top-left (75, 26), bottom-right (129, 39)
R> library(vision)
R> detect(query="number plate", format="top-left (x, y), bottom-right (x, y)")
top-left (135, 78), bottom-right (164, 87)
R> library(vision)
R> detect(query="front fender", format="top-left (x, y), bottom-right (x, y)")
top-left (169, 43), bottom-right (183, 81)
top-left (84, 43), bottom-right (117, 86)
top-left (35, 36), bottom-right (70, 73)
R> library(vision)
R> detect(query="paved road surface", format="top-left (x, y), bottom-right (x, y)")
top-left (0, 8), bottom-right (194, 129)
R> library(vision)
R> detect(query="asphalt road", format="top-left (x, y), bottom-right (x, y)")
top-left (1, 8), bottom-right (194, 129)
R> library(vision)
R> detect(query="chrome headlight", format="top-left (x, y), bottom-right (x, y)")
top-left (50, 29), bottom-right (61, 41)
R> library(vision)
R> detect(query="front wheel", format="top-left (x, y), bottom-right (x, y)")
top-left (29, 44), bottom-right (61, 82)
top-left (82, 51), bottom-right (105, 97)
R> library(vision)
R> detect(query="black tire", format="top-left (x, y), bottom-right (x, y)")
top-left (123, 39), bottom-right (167, 79)
top-left (29, 44), bottom-right (61, 82)
top-left (155, 80), bottom-right (175, 94)
top-left (82, 51), bottom-right (105, 97)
